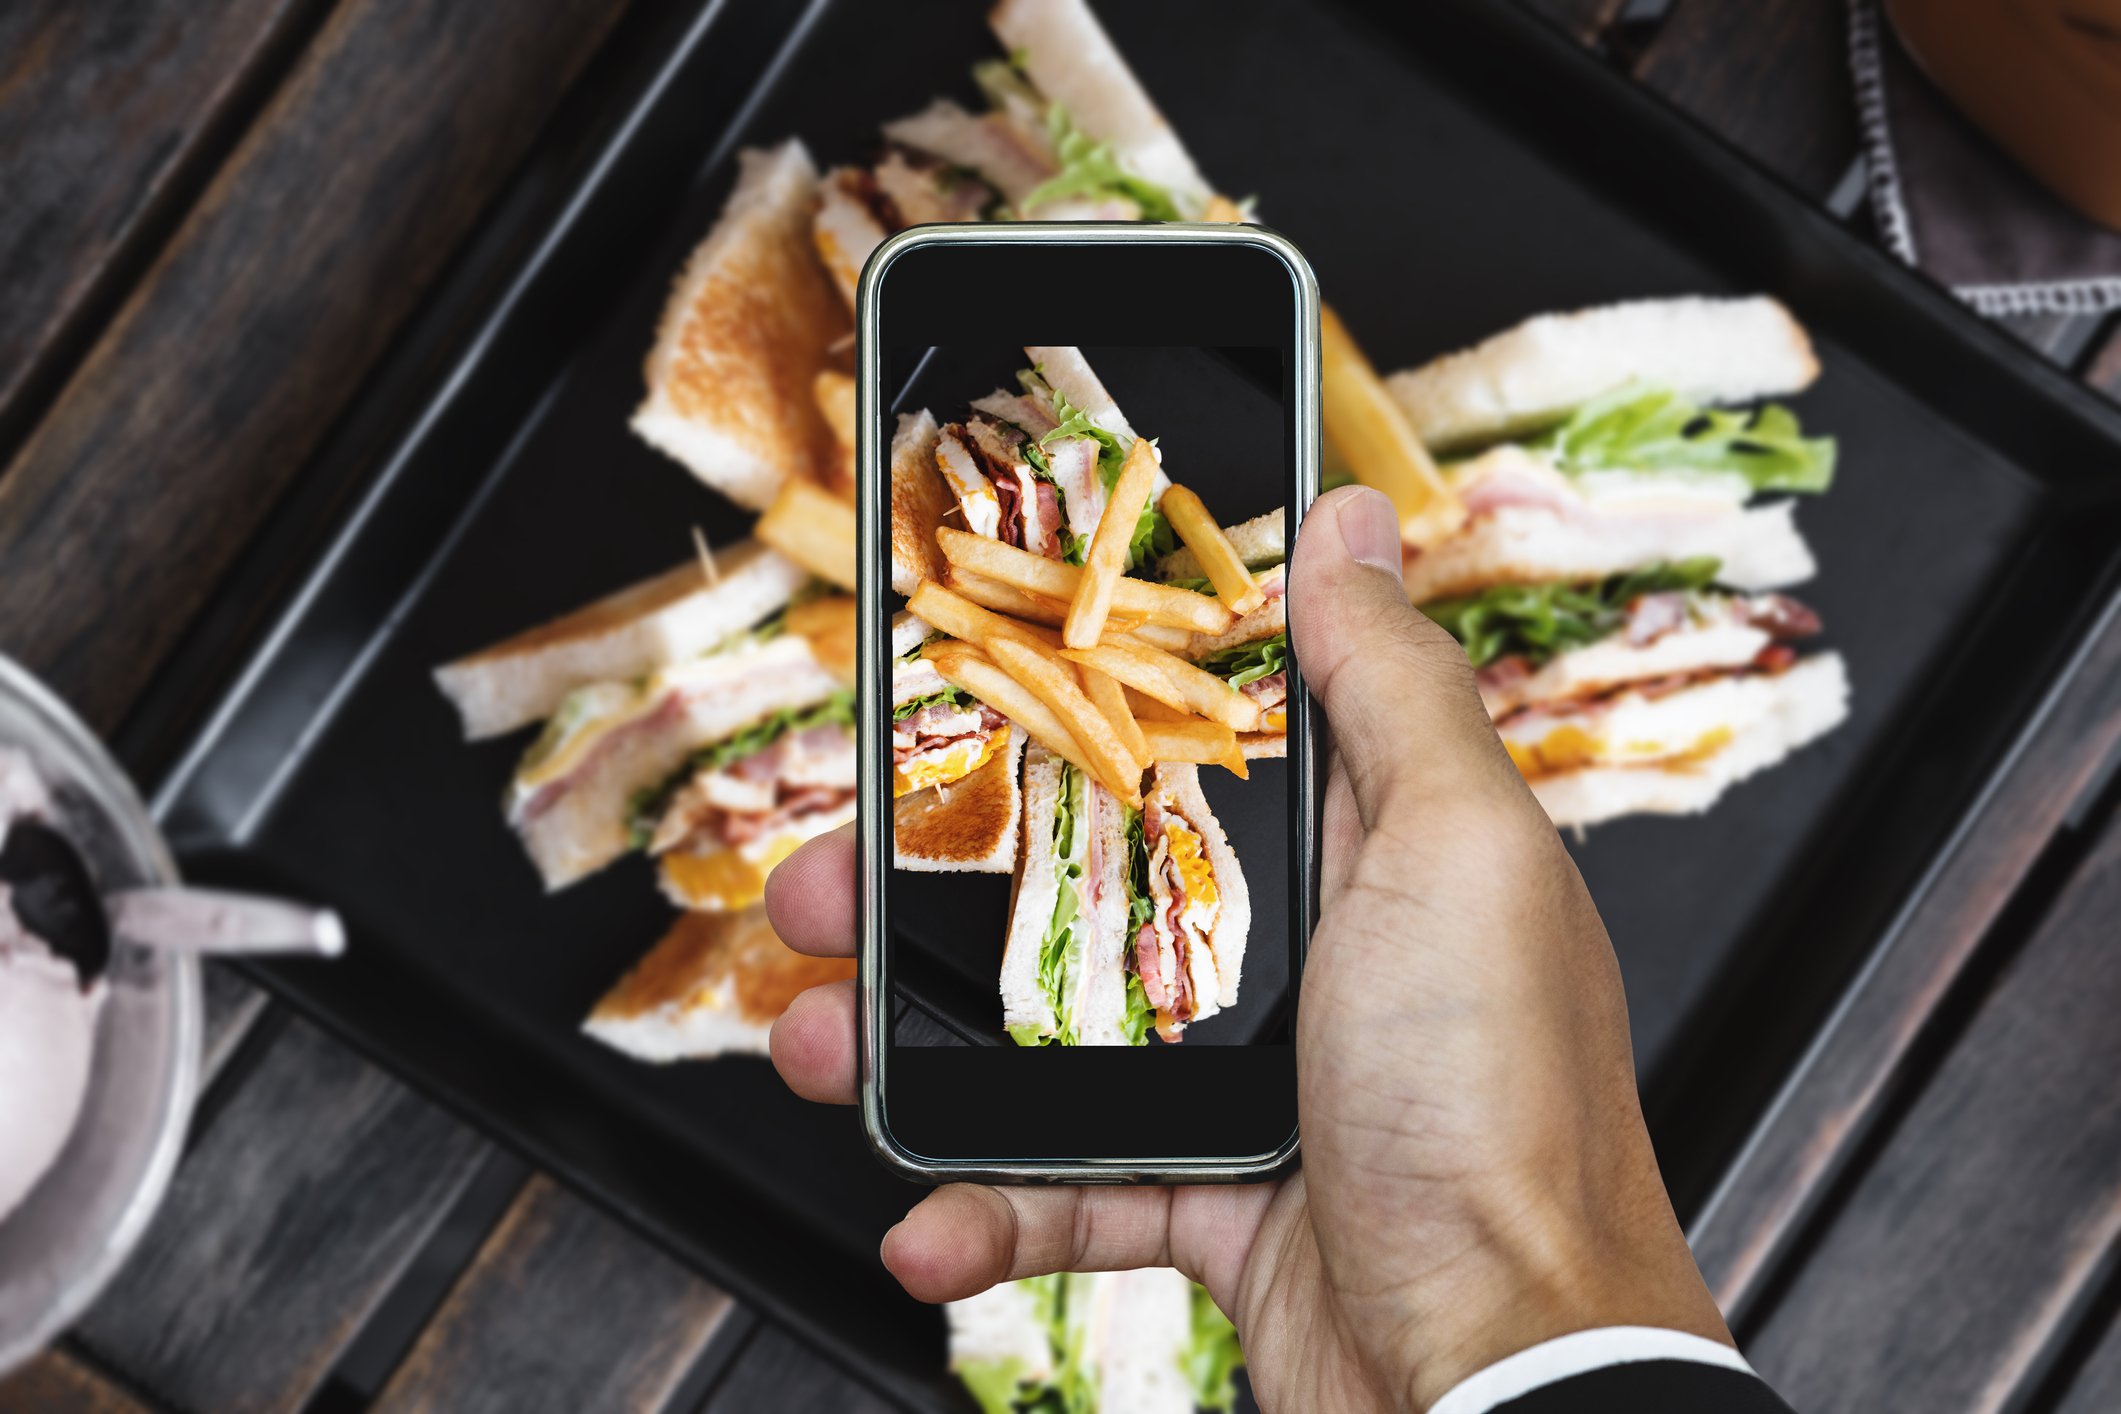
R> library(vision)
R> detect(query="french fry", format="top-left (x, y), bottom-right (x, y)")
top-left (814, 371), bottom-right (857, 497)
top-left (1320, 304), bottom-right (1467, 550)
top-left (937, 528), bottom-right (1230, 634)
top-left (759, 477), bottom-right (857, 590)
top-left (1079, 666), bottom-right (1149, 768)
top-left (1138, 719), bottom-right (1248, 780)
top-left (906, 582), bottom-right (1061, 653)
top-left (951, 569), bottom-right (1154, 638)
top-left (926, 644), bottom-right (1095, 782)
top-left (1061, 641), bottom-right (1262, 733)
top-left (1118, 621), bottom-right (1196, 654)
top-left (946, 569), bottom-right (1070, 626)
top-left (1064, 439), bottom-right (1161, 648)
top-left (1160, 486), bottom-right (1267, 615)
top-left (986, 638), bottom-right (1143, 807)
top-left (783, 594), bottom-right (857, 687)
top-left (1202, 194), bottom-right (1248, 223)
top-left (1123, 687), bottom-right (1190, 723)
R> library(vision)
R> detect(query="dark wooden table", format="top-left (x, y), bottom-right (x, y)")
top-left (2, 2), bottom-right (2118, 1410)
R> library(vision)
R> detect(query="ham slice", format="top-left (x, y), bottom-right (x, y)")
top-left (650, 721), bottom-right (857, 855)
top-left (1042, 437), bottom-right (1104, 543)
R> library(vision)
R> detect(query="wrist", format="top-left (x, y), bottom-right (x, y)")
top-left (1397, 1179), bottom-right (1731, 1409)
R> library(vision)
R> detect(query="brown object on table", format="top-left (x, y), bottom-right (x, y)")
top-left (1886, 0), bottom-right (2121, 234)
top-left (1858, 0), bottom-right (2121, 312)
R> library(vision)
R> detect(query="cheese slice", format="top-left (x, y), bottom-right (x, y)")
top-left (894, 725), bottom-right (1009, 798)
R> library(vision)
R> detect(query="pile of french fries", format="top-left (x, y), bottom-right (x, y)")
top-left (752, 404), bottom-right (1268, 812)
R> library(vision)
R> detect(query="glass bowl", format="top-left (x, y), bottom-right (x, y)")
top-left (0, 654), bottom-right (200, 1374)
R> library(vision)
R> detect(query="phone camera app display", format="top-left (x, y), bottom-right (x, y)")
top-left (883, 345), bottom-right (1292, 1049)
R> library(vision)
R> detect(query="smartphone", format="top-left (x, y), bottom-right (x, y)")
top-left (855, 224), bottom-right (1318, 1183)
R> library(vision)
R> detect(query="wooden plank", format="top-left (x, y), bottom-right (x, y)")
top-left (1515, 0), bottom-right (1626, 45)
top-left (700, 1324), bottom-right (895, 1414)
top-left (0, 1348), bottom-right (149, 1413)
top-left (1691, 605), bottom-right (2121, 1317)
top-left (0, 0), bottom-right (318, 444)
top-left (0, 0), bottom-right (632, 733)
top-left (200, 960), bottom-right (270, 1088)
top-left (1743, 814), bottom-right (2121, 1412)
top-left (71, 1017), bottom-right (488, 1414)
top-left (1631, 0), bottom-right (1859, 201)
top-left (371, 1175), bottom-right (736, 1414)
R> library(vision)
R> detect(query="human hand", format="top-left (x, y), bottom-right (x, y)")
top-left (766, 486), bottom-right (1732, 1411)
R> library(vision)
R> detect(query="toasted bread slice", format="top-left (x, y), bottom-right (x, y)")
top-left (891, 409), bottom-right (951, 595)
top-left (1386, 295), bottom-right (1820, 455)
top-left (632, 141), bottom-right (849, 510)
top-left (582, 908), bottom-right (852, 1062)
top-left (894, 725), bottom-right (1025, 874)
top-left (433, 542), bottom-right (807, 740)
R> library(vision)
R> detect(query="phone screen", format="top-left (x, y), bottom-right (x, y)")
top-left (860, 232), bottom-right (1313, 1175)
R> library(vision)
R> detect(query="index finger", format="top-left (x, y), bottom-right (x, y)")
top-left (763, 824), bottom-right (855, 958)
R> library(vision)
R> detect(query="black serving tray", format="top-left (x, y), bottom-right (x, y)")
top-left (123, 0), bottom-right (2121, 1407)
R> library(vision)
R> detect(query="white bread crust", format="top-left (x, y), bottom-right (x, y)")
top-left (1387, 296), bottom-right (1821, 454)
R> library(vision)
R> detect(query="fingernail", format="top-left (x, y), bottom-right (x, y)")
top-left (1335, 487), bottom-right (1404, 579)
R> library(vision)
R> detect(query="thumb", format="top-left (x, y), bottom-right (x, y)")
top-left (1287, 486), bottom-right (1524, 826)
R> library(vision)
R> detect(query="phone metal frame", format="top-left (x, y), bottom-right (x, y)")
top-left (855, 223), bottom-right (1321, 1184)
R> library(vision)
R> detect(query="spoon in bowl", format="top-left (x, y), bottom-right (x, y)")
top-left (0, 820), bottom-right (343, 976)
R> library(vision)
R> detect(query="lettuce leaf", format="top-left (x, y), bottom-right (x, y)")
top-left (1188, 1285), bottom-right (1246, 1413)
top-left (892, 687), bottom-right (969, 721)
top-left (1199, 632), bottom-right (1288, 690)
top-left (625, 691), bottom-right (855, 848)
top-left (1125, 808), bottom-right (1152, 934)
top-left (1032, 375), bottom-right (1171, 571)
top-left (1527, 383), bottom-right (1835, 493)
top-left (1420, 559), bottom-right (1722, 670)
top-left (1018, 767), bottom-right (1090, 1047)
top-left (1018, 103), bottom-right (1183, 221)
top-left (1127, 504), bottom-right (1177, 571)
top-left (955, 1358), bottom-right (1029, 1414)
top-left (1120, 973), bottom-right (1153, 1048)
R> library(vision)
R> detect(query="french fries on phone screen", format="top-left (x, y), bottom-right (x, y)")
top-left (1078, 665), bottom-right (1150, 768)
top-left (907, 581), bottom-right (1062, 654)
top-left (1161, 485), bottom-right (1266, 615)
top-left (985, 637), bottom-right (1144, 809)
top-left (1063, 438), bottom-right (1161, 648)
top-left (936, 528), bottom-right (1230, 635)
top-left (1138, 718), bottom-right (1248, 781)
top-left (950, 568), bottom-right (1191, 653)
top-left (1060, 641), bottom-right (1262, 734)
